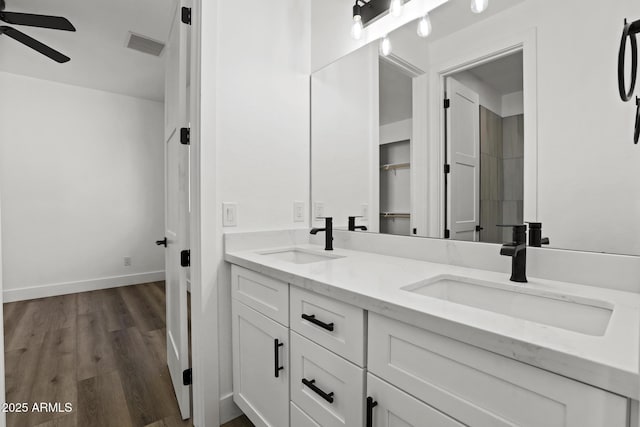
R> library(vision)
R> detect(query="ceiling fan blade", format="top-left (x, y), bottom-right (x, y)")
top-left (0, 12), bottom-right (75, 31)
top-left (1, 26), bottom-right (70, 63)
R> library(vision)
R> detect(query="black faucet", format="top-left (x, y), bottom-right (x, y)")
top-left (348, 216), bottom-right (368, 232)
top-left (499, 224), bottom-right (528, 283)
top-left (527, 222), bottom-right (550, 248)
top-left (310, 217), bottom-right (333, 251)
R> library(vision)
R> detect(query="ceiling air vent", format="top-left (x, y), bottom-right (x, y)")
top-left (126, 32), bottom-right (165, 57)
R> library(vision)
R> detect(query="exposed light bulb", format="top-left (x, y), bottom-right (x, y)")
top-left (417, 14), bottom-right (432, 38)
top-left (380, 35), bottom-right (392, 57)
top-left (351, 15), bottom-right (363, 40)
top-left (470, 0), bottom-right (489, 14)
top-left (389, 0), bottom-right (403, 17)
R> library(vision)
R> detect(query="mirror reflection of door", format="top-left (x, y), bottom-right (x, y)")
top-left (446, 51), bottom-right (524, 244)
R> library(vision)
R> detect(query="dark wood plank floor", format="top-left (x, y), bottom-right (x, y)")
top-left (3, 283), bottom-right (191, 427)
top-left (4, 283), bottom-right (253, 427)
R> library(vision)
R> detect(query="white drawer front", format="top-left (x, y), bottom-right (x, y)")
top-left (368, 313), bottom-right (627, 427)
top-left (290, 331), bottom-right (364, 427)
top-left (290, 402), bottom-right (321, 427)
top-left (290, 286), bottom-right (365, 366)
top-left (231, 265), bottom-right (289, 326)
top-left (367, 373), bottom-right (463, 427)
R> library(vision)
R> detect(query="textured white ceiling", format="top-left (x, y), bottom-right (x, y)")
top-left (0, 0), bottom-right (175, 101)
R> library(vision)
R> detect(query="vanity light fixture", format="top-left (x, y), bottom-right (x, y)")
top-left (389, 0), bottom-right (404, 17)
top-left (471, 0), bottom-right (489, 14)
top-left (417, 13), bottom-right (432, 37)
top-left (380, 35), bottom-right (392, 56)
top-left (352, 3), bottom-right (364, 40)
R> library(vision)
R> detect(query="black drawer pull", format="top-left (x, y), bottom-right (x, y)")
top-left (302, 378), bottom-right (334, 403)
top-left (366, 396), bottom-right (378, 427)
top-left (274, 339), bottom-right (284, 378)
top-left (301, 314), bottom-right (334, 331)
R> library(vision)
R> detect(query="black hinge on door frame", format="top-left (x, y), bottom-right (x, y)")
top-left (444, 229), bottom-right (451, 239)
top-left (180, 127), bottom-right (190, 145)
top-left (180, 250), bottom-right (190, 267)
top-left (444, 98), bottom-right (451, 109)
top-left (444, 164), bottom-right (451, 174)
top-left (181, 7), bottom-right (192, 25)
top-left (182, 368), bottom-right (192, 386)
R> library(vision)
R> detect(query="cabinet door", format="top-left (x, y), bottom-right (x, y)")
top-left (232, 300), bottom-right (289, 427)
top-left (369, 313), bottom-right (628, 427)
top-left (367, 374), bottom-right (464, 427)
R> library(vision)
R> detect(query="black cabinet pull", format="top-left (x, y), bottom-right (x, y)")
top-left (366, 396), bottom-right (378, 427)
top-left (274, 339), bottom-right (284, 378)
top-left (301, 314), bottom-right (334, 332)
top-left (301, 378), bottom-right (334, 403)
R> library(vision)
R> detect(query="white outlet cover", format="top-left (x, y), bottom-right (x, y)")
top-left (314, 202), bottom-right (325, 219)
top-left (223, 202), bottom-right (238, 227)
top-left (361, 203), bottom-right (369, 220)
top-left (294, 201), bottom-right (305, 222)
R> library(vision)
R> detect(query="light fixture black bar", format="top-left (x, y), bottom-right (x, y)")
top-left (357, 0), bottom-right (391, 26)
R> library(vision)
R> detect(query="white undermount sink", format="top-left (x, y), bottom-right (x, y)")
top-left (259, 248), bottom-right (344, 264)
top-left (402, 275), bottom-right (613, 336)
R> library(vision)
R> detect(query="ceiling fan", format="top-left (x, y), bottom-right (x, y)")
top-left (0, 0), bottom-right (76, 63)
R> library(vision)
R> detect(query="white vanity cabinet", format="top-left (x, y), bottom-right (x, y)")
top-left (367, 313), bottom-right (628, 427)
top-left (231, 266), bottom-right (290, 427)
top-left (231, 264), bottom-right (629, 427)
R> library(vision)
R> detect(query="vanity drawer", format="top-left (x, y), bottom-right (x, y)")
top-left (368, 313), bottom-right (627, 427)
top-left (290, 286), bottom-right (365, 366)
top-left (367, 373), bottom-right (464, 427)
top-left (231, 265), bottom-right (289, 326)
top-left (290, 402), bottom-right (321, 427)
top-left (290, 331), bottom-right (364, 427)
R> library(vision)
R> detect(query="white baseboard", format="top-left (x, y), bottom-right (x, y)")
top-left (3, 271), bottom-right (166, 302)
top-left (219, 392), bottom-right (242, 425)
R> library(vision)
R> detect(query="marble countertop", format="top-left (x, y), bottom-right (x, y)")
top-left (225, 241), bottom-right (640, 399)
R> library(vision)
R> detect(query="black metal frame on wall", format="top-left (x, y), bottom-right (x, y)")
top-left (618, 17), bottom-right (640, 144)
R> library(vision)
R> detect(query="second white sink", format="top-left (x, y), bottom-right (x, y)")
top-left (403, 275), bottom-right (613, 336)
top-left (259, 248), bottom-right (344, 264)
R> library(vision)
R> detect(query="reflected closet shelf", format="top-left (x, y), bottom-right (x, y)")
top-left (380, 162), bottom-right (410, 171)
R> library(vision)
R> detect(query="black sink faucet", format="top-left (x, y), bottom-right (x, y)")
top-left (348, 216), bottom-right (368, 232)
top-left (527, 222), bottom-right (550, 248)
top-left (499, 224), bottom-right (528, 283)
top-left (311, 217), bottom-right (333, 251)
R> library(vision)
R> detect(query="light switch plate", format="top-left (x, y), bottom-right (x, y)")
top-left (223, 202), bottom-right (238, 227)
top-left (361, 203), bottom-right (369, 220)
top-left (314, 202), bottom-right (325, 219)
top-left (293, 201), bottom-right (305, 222)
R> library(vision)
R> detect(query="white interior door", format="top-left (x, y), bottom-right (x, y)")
top-left (446, 77), bottom-right (480, 242)
top-left (164, 1), bottom-right (190, 419)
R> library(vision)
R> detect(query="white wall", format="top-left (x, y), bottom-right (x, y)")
top-left (199, 0), bottom-right (311, 423)
top-left (0, 72), bottom-right (165, 300)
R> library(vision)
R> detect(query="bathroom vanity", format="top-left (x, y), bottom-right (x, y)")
top-left (225, 230), bottom-right (639, 427)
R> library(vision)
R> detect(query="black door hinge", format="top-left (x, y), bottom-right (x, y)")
top-left (444, 98), bottom-right (451, 109)
top-left (180, 127), bottom-right (190, 145)
top-left (183, 368), bottom-right (192, 386)
top-left (444, 164), bottom-right (451, 174)
top-left (180, 250), bottom-right (190, 267)
top-left (413, 228), bottom-right (417, 235)
top-left (475, 225), bottom-right (484, 232)
top-left (181, 7), bottom-right (192, 25)
top-left (444, 229), bottom-right (451, 239)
